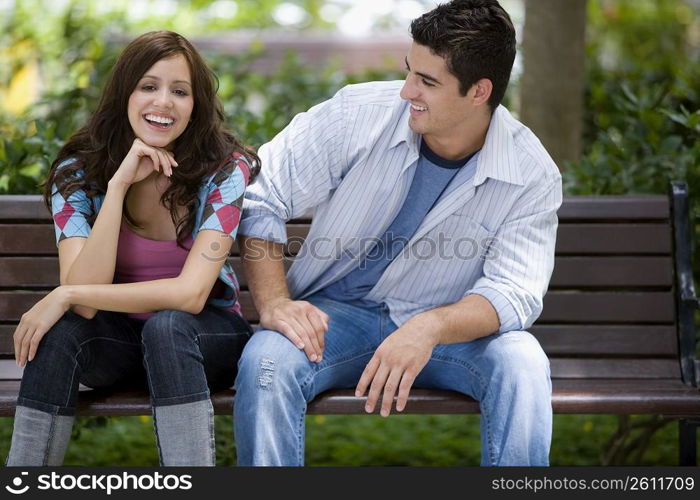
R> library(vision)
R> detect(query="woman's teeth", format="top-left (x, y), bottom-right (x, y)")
top-left (145, 114), bottom-right (174, 127)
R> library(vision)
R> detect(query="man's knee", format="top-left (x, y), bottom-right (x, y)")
top-left (236, 329), bottom-right (311, 391)
top-left (485, 330), bottom-right (550, 385)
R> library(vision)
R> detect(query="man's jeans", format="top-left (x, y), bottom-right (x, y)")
top-left (234, 294), bottom-right (552, 466)
top-left (8, 306), bottom-right (251, 466)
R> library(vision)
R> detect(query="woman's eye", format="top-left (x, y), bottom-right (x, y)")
top-left (141, 84), bottom-right (156, 91)
top-left (173, 89), bottom-right (189, 96)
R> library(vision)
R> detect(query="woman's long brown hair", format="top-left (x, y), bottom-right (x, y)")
top-left (43, 30), bottom-right (260, 247)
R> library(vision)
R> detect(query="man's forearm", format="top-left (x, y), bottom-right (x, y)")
top-left (415, 294), bottom-right (501, 346)
top-left (239, 235), bottom-right (290, 314)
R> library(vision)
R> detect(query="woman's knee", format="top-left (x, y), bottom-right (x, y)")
top-left (141, 310), bottom-right (197, 348)
top-left (34, 311), bottom-right (93, 354)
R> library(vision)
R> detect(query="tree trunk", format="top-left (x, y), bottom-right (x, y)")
top-left (520, 0), bottom-right (587, 170)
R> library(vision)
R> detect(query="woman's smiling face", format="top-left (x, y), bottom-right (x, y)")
top-left (127, 54), bottom-right (194, 150)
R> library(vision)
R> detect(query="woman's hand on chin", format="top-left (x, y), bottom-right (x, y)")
top-left (110, 138), bottom-right (178, 187)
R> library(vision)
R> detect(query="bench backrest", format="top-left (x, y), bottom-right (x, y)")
top-left (0, 187), bottom-right (696, 385)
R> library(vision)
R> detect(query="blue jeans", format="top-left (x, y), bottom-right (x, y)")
top-left (233, 294), bottom-right (552, 466)
top-left (10, 306), bottom-right (251, 465)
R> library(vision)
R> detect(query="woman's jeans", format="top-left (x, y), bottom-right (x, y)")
top-left (7, 306), bottom-right (251, 466)
top-left (234, 294), bottom-right (552, 466)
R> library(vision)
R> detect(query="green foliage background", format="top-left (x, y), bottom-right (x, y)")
top-left (0, 0), bottom-right (698, 466)
top-left (567, 0), bottom-right (700, 199)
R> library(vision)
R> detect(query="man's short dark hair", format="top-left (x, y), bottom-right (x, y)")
top-left (410, 0), bottom-right (516, 111)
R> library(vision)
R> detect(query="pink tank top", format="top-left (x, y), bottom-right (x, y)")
top-left (114, 222), bottom-right (194, 320)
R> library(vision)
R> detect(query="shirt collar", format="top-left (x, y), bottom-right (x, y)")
top-left (389, 101), bottom-right (524, 186)
top-left (473, 105), bottom-right (524, 187)
top-left (389, 101), bottom-right (421, 153)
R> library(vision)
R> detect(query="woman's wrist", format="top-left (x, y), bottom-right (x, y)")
top-left (107, 177), bottom-right (130, 195)
top-left (54, 285), bottom-right (76, 311)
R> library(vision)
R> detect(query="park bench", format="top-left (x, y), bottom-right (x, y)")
top-left (0, 184), bottom-right (699, 465)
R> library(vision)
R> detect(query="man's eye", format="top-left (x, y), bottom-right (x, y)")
top-left (422, 79), bottom-right (435, 87)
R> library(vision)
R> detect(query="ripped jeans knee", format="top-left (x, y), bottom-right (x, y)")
top-left (258, 358), bottom-right (276, 389)
top-left (235, 329), bottom-right (312, 397)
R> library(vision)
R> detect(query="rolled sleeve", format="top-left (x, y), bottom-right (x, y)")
top-left (466, 178), bottom-right (562, 333)
top-left (468, 284), bottom-right (523, 333)
top-left (238, 209), bottom-right (288, 245)
top-left (50, 161), bottom-right (95, 246)
top-left (198, 155), bottom-right (249, 240)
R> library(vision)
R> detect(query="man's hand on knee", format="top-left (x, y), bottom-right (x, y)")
top-left (355, 316), bottom-right (439, 417)
top-left (259, 298), bottom-right (329, 363)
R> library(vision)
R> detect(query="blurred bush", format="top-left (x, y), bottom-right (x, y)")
top-left (564, 0), bottom-right (700, 294)
top-left (565, 0), bottom-right (700, 199)
top-left (0, 1), bottom-right (406, 194)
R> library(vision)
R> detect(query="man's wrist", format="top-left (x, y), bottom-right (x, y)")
top-left (258, 294), bottom-right (292, 318)
top-left (413, 308), bottom-right (445, 346)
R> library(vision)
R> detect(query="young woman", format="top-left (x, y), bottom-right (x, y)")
top-left (6, 30), bottom-right (259, 466)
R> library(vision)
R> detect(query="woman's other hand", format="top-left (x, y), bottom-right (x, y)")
top-left (13, 287), bottom-right (72, 367)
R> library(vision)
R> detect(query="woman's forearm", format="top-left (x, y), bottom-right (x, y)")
top-left (64, 180), bottom-right (129, 286)
top-left (62, 276), bottom-right (204, 315)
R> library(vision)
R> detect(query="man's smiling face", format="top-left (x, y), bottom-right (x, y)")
top-left (400, 42), bottom-right (484, 154)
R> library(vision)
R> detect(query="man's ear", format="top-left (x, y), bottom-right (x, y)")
top-left (471, 78), bottom-right (493, 107)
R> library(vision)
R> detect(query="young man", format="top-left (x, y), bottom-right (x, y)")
top-left (234, 0), bottom-right (562, 466)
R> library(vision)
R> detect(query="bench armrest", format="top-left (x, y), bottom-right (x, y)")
top-left (681, 296), bottom-right (700, 309)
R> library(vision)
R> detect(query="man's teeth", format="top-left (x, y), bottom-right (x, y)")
top-left (145, 114), bottom-right (174, 125)
top-left (411, 104), bottom-right (427, 111)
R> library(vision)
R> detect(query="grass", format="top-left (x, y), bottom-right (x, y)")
top-left (0, 414), bottom-right (682, 466)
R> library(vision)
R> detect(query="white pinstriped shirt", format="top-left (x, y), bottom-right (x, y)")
top-left (240, 81), bottom-right (562, 332)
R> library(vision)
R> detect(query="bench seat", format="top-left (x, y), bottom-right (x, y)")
top-left (0, 380), bottom-right (698, 417)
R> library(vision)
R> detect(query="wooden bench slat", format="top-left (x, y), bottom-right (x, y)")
top-left (548, 256), bottom-right (672, 288)
top-left (539, 292), bottom-right (674, 324)
top-left (0, 379), bottom-right (696, 417)
top-left (556, 224), bottom-right (671, 255)
top-left (530, 325), bottom-right (678, 356)
top-left (1, 255), bottom-right (673, 289)
top-left (0, 257), bottom-right (59, 287)
top-left (0, 360), bottom-right (19, 379)
top-left (550, 358), bottom-right (680, 379)
top-left (556, 196), bottom-right (669, 220)
top-left (0, 225), bottom-right (56, 255)
top-left (0, 290), bottom-right (676, 324)
top-left (0, 195), bottom-right (50, 220)
top-left (0, 194), bottom-right (670, 222)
